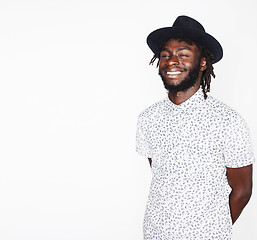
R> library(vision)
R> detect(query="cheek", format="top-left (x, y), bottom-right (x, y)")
top-left (159, 62), bottom-right (167, 70)
top-left (182, 61), bottom-right (194, 70)
top-left (159, 59), bottom-right (166, 67)
top-left (187, 57), bottom-right (201, 69)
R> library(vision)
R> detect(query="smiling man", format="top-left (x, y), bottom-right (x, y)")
top-left (136, 16), bottom-right (255, 240)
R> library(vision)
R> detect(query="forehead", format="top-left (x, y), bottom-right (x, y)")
top-left (162, 39), bottom-right (200, 53)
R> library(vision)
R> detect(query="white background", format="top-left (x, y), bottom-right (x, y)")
top-left (0, 0), bottom-right (256, 239)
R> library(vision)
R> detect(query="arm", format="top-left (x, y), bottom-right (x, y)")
top-left (148, 158), bottom-right (152, 167)
top-left (226, 164), bottom-right (253, 224)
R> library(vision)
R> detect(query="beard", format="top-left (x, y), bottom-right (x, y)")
top-left (159, 61), bottom-right (201, 93)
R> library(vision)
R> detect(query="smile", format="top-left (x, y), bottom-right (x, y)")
top-left (166, 71), bottom-right (183, 75)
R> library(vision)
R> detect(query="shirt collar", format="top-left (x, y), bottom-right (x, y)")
top-left (164, 88), bottom-right (206, 112)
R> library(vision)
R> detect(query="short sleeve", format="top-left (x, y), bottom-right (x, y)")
top-left (224, 113), bottom-right (255, 168)
top-left (136, 114), bottom-right (152, 158)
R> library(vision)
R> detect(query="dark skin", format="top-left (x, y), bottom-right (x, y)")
top-left (227, 165), bottom-right (252, 224)
top-left (158, 39), bottom-right (207, 105)
top-left (148, 39), bottom-right (253, 224)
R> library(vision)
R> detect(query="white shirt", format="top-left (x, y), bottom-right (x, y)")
top-left (136, 89), bottom-right (255, 240)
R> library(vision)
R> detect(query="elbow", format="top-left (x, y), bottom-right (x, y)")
top-left (242, 183), bottom-right (253, 202)
top-left (245, 187), bottom-right (252, 201)
top-left (231, 187), bottom-right (252, 204)
top-left (241, 189), bottom-right (252, 204)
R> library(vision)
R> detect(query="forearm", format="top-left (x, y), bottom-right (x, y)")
top-left (229, 190), bottom-right (252, 224)
top-left (226, 165), bottom-right (253, 224)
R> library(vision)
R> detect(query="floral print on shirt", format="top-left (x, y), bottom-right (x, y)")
top-left (136, 89), bottom-right (255, 240)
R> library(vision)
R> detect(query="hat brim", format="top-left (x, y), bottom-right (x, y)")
top-left (147, 26), bottom-right (223, 64)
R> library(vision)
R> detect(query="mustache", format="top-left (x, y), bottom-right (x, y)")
top-left (159, 66), bottom-right (188, 72)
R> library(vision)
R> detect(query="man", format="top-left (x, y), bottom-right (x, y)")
top-left (136, 15), bottom-right (255, 239)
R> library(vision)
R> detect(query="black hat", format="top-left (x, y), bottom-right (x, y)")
top-left (147, 15), bottom-right (223, 64)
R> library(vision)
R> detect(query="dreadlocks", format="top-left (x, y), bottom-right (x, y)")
top-left (149, 39), bottom-right (215, 99)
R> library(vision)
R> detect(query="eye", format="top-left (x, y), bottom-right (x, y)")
top-left (178, 53), bottom-right (189, 58)
top-left (160, 51), bottom-right (171, 59)
top-left (160, 54), bottom-right (170, 59)
top-left (177, 50), bottom-right (191, 58)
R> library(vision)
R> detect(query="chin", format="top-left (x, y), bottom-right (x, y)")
top-left (159, 70), bottom-right (200, 93)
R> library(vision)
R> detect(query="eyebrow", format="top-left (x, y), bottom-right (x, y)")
top-left (177, 46), bottom-right (192, 51)
top-left (161, 46), bottom-right (192, 52)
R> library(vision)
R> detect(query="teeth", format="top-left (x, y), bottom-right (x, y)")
top-left (166, 71), bottom-right (182, 75)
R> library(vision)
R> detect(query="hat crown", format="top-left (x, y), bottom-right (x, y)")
top-left (172, 16), bottom-right (205, 32)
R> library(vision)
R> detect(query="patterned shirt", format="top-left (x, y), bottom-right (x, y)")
top-left (136, 89), bottom-right (255, 240)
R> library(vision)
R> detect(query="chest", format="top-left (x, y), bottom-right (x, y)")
top-left (146, 110), bottom-right (226, 166)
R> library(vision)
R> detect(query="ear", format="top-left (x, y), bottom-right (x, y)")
top-left (200, 57), bottom-right (207, 71)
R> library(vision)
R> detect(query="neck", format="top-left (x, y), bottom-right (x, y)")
top-left (168, 84), bottom-right (201, 105)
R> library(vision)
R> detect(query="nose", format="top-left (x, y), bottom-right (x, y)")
top-left (167, 54), bottom-right (179, 65)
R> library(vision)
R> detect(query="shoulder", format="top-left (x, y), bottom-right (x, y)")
top-left (206, 95), bottom-right (242, 118)
top-left (138, 98), bottom-right (167, 120)
top-left (205, 95), bottom-right (247, 125)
